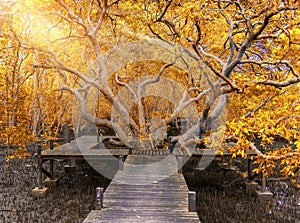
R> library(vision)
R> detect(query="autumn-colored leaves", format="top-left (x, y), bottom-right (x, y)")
top-left (0, 0), bottom-right (299, 179)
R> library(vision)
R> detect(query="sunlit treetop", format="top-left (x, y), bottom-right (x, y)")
top-left (0, 0), bottom-right (299, 181)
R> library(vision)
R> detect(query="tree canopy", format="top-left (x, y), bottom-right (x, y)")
top-left (0, 0), bottom-right (299, 181)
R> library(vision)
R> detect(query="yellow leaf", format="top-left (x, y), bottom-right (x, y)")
top-left (240, 149), bottom-right (245, 158)
top-left (253, 168), bottom-right (260, 174)
top-left (288, 171), bottom-right (295, 177)
top-left (243, 128), bottom-right (249, 134)
top-left (203, 137), bottom-right (210, 144)
top-left (295, 141), bottom-right (300, 150)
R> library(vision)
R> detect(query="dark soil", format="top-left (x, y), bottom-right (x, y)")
top-left (184, 157), bottom-right (300, 223)
top-left (0, 147), bottom-right (299, 223)
top-left (193, 184), bottom-right (299, 223)
top-left (0, 147), bottom-right (111, 223)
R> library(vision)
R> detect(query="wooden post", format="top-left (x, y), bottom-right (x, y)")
top-left (255, 171), bottom-right (273, 200)
top-left (119, 155), bottom-right (124, 170)
top-left (96, 187), bottom-right (104, 210)
top-left (37, 144), bottom-right (42, 189)
top-left (177, 156), bottom-right (183, 173)
top-left (49, 140), bottom-right (54, 180)
top-left (168, 136), bottom-right (172, 153)
top-left (49, 140), bottom-right (54, 149)
top-left (97, 131), bottom-right (100, 143)
top-left (188, 191), bottom-right (196, 212)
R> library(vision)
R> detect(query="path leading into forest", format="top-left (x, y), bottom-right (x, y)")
top-left (83, 155), bottom-right (200, 223)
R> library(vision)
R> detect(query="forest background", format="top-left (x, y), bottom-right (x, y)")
top-left (0, 0), bottom-right (299, 183)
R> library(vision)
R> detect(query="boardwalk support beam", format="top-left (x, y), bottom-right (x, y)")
top-left (37, 144), bottom-right (43, 189)
top-left (32, 144), bottom-right (49, 196)
top-left (188, 191), bottom-right (197, 212)
top-left (49, 140), bottom-right (54, 180)
top-left (255, 173), bottom-right (273, 201)
top-left (44, 140), bottom-right (58, 187)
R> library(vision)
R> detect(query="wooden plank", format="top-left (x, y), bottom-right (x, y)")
top-left (41, 135), bottom-right (257, 160)
top-left (83, 155), bottom-right (200, 223)
top-left (41, 135), bottom-right (129, 159)
top-left (85, 209), bottom-right (199, 223)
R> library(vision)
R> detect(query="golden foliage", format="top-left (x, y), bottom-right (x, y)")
top-left (0, 0), bottom-right (299, 178)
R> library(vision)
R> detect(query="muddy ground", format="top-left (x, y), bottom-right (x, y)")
top-left (0, 147), bottom-right (299, 223)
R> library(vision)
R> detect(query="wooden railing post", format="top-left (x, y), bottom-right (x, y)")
top-left (97, 132), bottom-right (100, 143)
top-left (119, 155), bottom-right (124, 170)
top-left (96, 187), bottom-right (104, 210)
top-left (37, 144), bottom-right (42, 189)
top-left (49, 140), bottom-right (54, 180)
top-left (255, 170), bottom-right (273, 200)
top-left (177, 156), bottom-right (183, 173)
top-left (188, 191), bottom-right (196, 212)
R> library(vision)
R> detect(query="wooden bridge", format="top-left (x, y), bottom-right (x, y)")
top-left (83, 155), bottom-right (200, 222)
top-left (37, 135), bottom-right (256, 222)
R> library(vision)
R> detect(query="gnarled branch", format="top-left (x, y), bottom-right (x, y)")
top-left (249, 143), bottom-right (300, 161)
top-left (257, 77), bottom-right (300, 87)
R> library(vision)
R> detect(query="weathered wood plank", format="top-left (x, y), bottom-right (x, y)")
top-left (85, 209), bottom-right (199, 223)
top-left (41, 135), bottom-right (255, 160)
top-left (37, 136), bottom-right (258, 222)
top-left (41, 136), bottom-right (129, 158)
top-left (83, 155), bottom-right (200, 223)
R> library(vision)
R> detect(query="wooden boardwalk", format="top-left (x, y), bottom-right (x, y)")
top-left (41, 135), bottom-right (186, 159)
top-left (41, 135), bottom-right (129, 159)
top-left (39, 135), bottom-right (256, 222)
top-left (83, 155), bottom-right (200, 223)
top-left (41, 135), bottom-right (256, 159)
top-left (36, 136), bottom-right (260, 222)
top-left (40, 135), bottom-right (256, 185)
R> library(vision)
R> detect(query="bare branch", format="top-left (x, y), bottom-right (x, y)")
top-left (198, 45), bottom-right (225, 67)
top-left (115, 74), bottom-right (137, 100)
top-left (257, 77), bottom-right (300, 87)
top-left (191, 44), bottom-right (240, 92)
top-left (201, 56), bottom-right (241, 91)
top-left (207, 93), bottom-right (228, 125)
top-left (240, 60), bottom-right (299, 77)
top-left (33, 55), bottom-right (91, 84)
top-left (222, 5), bottom-right (299, 78)
top-left (139, 59), bottom-right (176, 88)
top-left (157, 0), bottom-right (173, 21)
top-left (59, 85), bottom-right (112, 127)
top-left (249, 143), bottom-right (300, 161)
top-left (54, 0), bottom-right (106, 55)
top-left (166, 88), bottom-right (211, 124)
top-left (155, 1), bottom-right (181, 38)
top-left (252, 5), bottom-right (298, 41)
top-left (276, 115), bottom-right (300, 125)
top-left (226, 22), bottom-right (236, 66)
top-left (33, 49), bottom-right (140, 133)
top-left (54, 0), bottom-right (89, 32)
